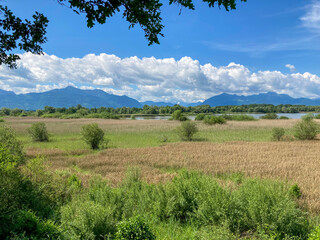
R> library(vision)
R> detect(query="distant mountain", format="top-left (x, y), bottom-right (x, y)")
top-left (202, 92), bottom-right (320, 106)
top-left (140, 101), bottom-right (175, 107)
top-left (1, 87), bottom-right (320, 110)
top-left (0, 86), bottom-right (142, 110)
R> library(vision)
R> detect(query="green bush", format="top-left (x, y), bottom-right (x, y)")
top-left (115, 216), bottom-right (155, 240)
top-left (302, 113), bottom-right (315, 121)
top-left (12, 210), bottom-right (61, 239)
top-left (0, 118), bottom-right (4, 122)
top-left (314, 114), bottom-right (320, 119)
top-left (171, 110), bottom-right (182, 120)
top-left (61, 200), bottom-right (116, 239)
top-left (272, 127), bottom-right (285, 141)
top-left (294, 118), bottom-right (319, 140)
top-left (233, 179), bottom-right (309, 238)
top-left (0, 125), bottom-right (25, 164)
top-left (289, 184), bottom-right (302, 199)
top-left (179, 115), bottom-right (189, 121)
top-left (176, 121), bottom-right (198, 141)
top-left (279, 116), bottom-right (289, 120)
top-left (260, 113), bottom-right (278, 119)
top-left (28, 122), bottom-right (50, 142)
top-left (81, 123), bottom-right (105, 149)
top-left (195, 113), bottom-right (206, 121)
top-left (204, 115), bottom-right (226, 125)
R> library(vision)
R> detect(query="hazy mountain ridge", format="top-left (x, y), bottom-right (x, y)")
top-left (0, 87), bottom-right (320, 109)
top-left (0, 86), bottom-right (142, 110)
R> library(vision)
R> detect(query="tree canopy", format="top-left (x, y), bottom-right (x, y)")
top-left (0, 0), bottom-right (246, 68)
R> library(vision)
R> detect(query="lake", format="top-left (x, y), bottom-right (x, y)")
top-left (127, 113), bottom-right (318, 120)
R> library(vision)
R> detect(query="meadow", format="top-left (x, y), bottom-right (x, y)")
top-left (2, 116), bottom-right (320, 239)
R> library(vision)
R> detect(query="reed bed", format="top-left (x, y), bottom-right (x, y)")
top-left (42, 141), bottom-right (320, 213)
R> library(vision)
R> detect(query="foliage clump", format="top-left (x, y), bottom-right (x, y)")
top-left (28, 122), bottom-right (50, 142)
top-left (81, 123), bottom-right (106, 149)
top-left (176, 121), bottom-right (198, 141)
top-left (171, 110), bottom-right (188, 121)
top-left (260, 113), bottom-right (278, 119)
top-left (294, 117), bottom-right (319, 140)
top-left (272, 127), bottom-right (285, 141)
top-left (203, 115), bottom-right (226, 125)
top-left (115, 216), bottom-right (155, 240)
top-left (0, 125), bottom-right (25, 164)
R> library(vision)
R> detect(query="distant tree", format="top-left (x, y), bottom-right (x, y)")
top-left (1, 0), bottom-right (246, 68)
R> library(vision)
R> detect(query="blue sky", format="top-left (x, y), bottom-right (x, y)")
top-left (1, 0), bottom-right (320, 103)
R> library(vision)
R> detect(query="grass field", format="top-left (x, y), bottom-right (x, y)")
top-left (2, 117), bottom-right (320, 214)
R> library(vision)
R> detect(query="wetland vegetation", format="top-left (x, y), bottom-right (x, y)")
top-left (1, 112), bottom-right (320, 239)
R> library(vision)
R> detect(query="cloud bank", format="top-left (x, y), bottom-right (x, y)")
top-left (1, 53), bottom-right (320, 103)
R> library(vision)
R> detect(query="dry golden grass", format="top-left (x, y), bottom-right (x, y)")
top-left (41, 140), bottom-right (320, 213)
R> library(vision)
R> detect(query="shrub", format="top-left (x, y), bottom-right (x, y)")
top-left (302, 113), bottom-right (315, 121)
top-left (195, 113), bottom-right (206, 121)
top-left (289, 184), bottom-right (301, 199)
top-left (233, 179), bottom-right (309, 238)
top-left (171, 110), bottom-right (182, 120)
top-left (260, 113), bottom-right (278, 119)
top-left (279, 116), bottom-right (289, 120)
top-left (204, 115), bottom-right (226, 125)
top-left (61, 200), bottom-right (116, 239)
top-left (28, 122), bottom-right (50, 142)
top-left (272, 127), bottom-right (285, 141)
top-left (176, 121), bottom-right (198, 141)
top-left (12, 210), bottom-right (61, 239)
top-left (0, 125), bottom-right (25, 164)
top-left (178, 115), bottom-right (189, 121)
top-left (294, 118), bottom-right (319, 140)
top-left (314, 114), bottom-right (320, 119)
top-left (115, 216), bottom-right (155, 240)
top-left (81, 123), bottom-right (105, 149)
top-left (0, 118), bottom-right (4, 122)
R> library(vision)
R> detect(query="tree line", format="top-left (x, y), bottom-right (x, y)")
top-left (1, 104), bottom-right (320, 118)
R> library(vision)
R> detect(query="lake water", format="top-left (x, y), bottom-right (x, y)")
top-left (127, 113), bottom-right (318, 120)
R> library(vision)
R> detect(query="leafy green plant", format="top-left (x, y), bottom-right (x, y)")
top-left (195, 113), bottom-right (206, 121)
top-left (176, 121), bottom-right (198, 141)
top-left (81, 123), bottom-right (105, 149)
top-left (204, 115), bottom-right (226, 125)
top-left (294, 118), bottom-right (319, 140)
top-left (115, 216), bottom-right (155, 240)
top-left (309, 225), bottom-right (320, 240)
top-left (171, 110), bottom-right (182, 120)
top-left (289, 184), bottom-right (301, 199)
top-left (272, 127), bottom-right (285, 141)
top-left (28, 122), bottom-right (50, 142)
top-left (260, 113), bottom-right (278, 119)
top-left (0, 118), bottom-right (4, 122)
top-left (61, 200), bottom-right (116, 239)
top-left (279, 116), bottom-right (289, 120)
top-left (0, 125), bottom-right (25, 164)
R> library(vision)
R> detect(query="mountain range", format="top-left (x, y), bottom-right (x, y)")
top-left (0, 87), bottom-right (320, 110)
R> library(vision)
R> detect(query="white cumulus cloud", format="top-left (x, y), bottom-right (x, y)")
top-left (285, 64), bottom-right (296, 72)
top-left (1, 53), bottom-right (320, 103)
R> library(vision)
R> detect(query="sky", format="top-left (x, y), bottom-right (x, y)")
top-left (1, 0), bottom-right (320, 103)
